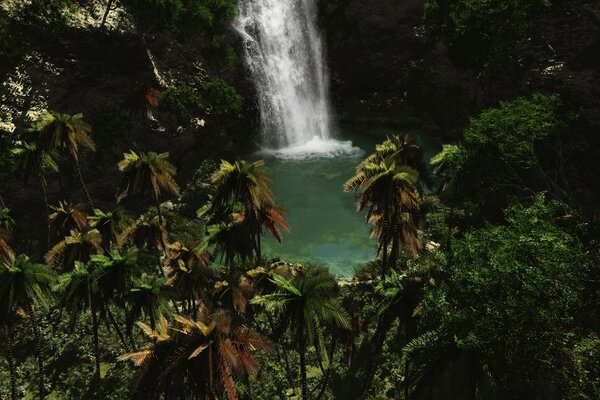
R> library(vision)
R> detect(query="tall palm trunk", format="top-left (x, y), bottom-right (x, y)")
top-left (154, 196), bottom-right (163, 226)
top-left (40, 174), bottom-right (51, 248)
top-left (88, 282), bottom-right (101, 378)
top-left (298, 320), bottom-right (308, 400)
top-left (389, 230), bottom-right (399, 273)
top-left (255, 232), bottom-right (262, 263)
top-left (101, 293), bottom-right (129, 352)
top-left (70, 150), bottom-right (94, 209)
top-left (100, 0), bottom-right (115, 28)
top-left (358, 312), bottom-right (395, 397)
top-left (6, 328), bottom-right (17, 400)
top-left (266, 313), bottom-right (295, 398)
top-left (315, 335), bottom-right (337, 400)
top-left (30, 307), bottom-right (46, 399)
top-left (381, 239), bottom-right (389, 276)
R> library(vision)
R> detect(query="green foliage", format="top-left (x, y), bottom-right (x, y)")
top-left (0, 8), bottom-right (9, 58)
top-left (127, 0), bottom-right (237, 32)
top-left (421, 194), bottom-right (590, 393)
top-left (565, 334), bottom-right (600, 399)
top-left (126, 0), bottom-right (185, 28)
top-left (160, 79), bottom-right (243, 121)
top-left (160, 84), bottom-right (204, 121)
top-left (432, 93), bottom-right (570, 211)
top-left (15, 0), bottom-right (77, 27)
top-left (424, 0), bottom-right (552, 66)
top-left (204, 77), bottom-right (244, 117)
top-left (0, 254), bottom-right (56, 324)
top-left (187, 0), bottom-right (237, 28)
top-left (207, 41), bottom-right (238, 70)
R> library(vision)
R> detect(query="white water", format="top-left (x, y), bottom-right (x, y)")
top-left (256, 136), bottom-right (363, 160)
top-left (235, 0), bottom-right (359, 158)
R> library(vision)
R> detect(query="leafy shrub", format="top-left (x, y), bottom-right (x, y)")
top-left (207, 41), bottom-right (238, 70)
top-left (424, 0), bottom-right (552, 66)
top-left (203, 78), bottom-right (244, 117)
top-left (128, 0), bottom-right (236, 31)
top-left (160, 85), bottom-right (204, 121)
top-left (188, 0), bottom-right (237, 28)
top-left (421, 194), bottom-right (590, 394)
top-left (432, 93), bottom-right (570, 211)
top-left (17, 0), bottom-right (77, 27)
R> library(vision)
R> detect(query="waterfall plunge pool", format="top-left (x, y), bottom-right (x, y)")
top-left (255, 124), bottom-right (440, 277)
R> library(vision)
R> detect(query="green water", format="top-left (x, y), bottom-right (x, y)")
top-left (256, 125), bottom-right (440, 277)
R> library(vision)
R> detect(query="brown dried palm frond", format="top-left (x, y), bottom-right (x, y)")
top-left (119, 307), bottom-right (272, 400)
top-left (45, 229), bottom-right (103, 271)
top-left (50, 200), bottom-right (88, 236)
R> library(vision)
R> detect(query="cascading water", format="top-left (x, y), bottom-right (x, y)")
top-left (235, 0), bottom-right (359, 158)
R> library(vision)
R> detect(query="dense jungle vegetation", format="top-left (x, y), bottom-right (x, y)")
top-left (0, 0), bottom-right (599, 399)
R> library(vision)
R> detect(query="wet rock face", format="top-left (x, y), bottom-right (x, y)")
top-left (320, 0), bottom-right (600, 135)
top-left (321, 0), bottom-right (426, 93)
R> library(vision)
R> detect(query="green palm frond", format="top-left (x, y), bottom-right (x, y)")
top-left (0, 254), bottom-right (56, 325)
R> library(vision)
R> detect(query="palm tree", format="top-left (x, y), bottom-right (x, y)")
top-left (355, 134), bottom-right (431, 189)
top-left (119, 215), bottom-right (167, 252)
top-left (49, 200), bottom-right (88, 236)
top-left (92, 247), bottom-right (140, 348)
top-left (117, 151), bottom-right (180, 224)
top-left (35, 111), bottom-right (96, 208)
top-left (12, 141), bottom-right (59, 244)
top-left (45, 229), bottom-right (104, 271)
top-left (256, 202), bottom-right (290, 261)
top-left (203, 212), bottom-right (255, 271)
top-left (88, 207), bottom-right (132, 250)
top-left (126, 274), bottom-right (172, 332)
top-left (166, 241), bottom-right (212, 314)
top-left (253, 269), bottom-right (350, 400)
top-left (54, 261), bottom-right (103, 378)
top-left (92, 247), bottom-right (140, 307)
top-left (345, 159), bottom-right (423, 275)
top-left (206, 160), bottom-right (285, 261)
top-left (0, 254), bottom-right (56, 400)
top-left (119, 307), bottom-right (273, 400)
top-left (119, 215), bottom-right (169, 275)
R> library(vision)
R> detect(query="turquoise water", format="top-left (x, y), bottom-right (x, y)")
top-left (257, 125), bottom-right (439, 276)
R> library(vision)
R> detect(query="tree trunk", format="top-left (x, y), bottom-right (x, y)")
top-left (359, 312), bottom-right (395, 397)
top-left (6, 328), bottom-right (17, 400)
top-left (390, 233), bottom-right (399, 273)
top-left (103, 299), bottom-right (129, 352)
top-left (40, 174), bottom-right (51, 249)
top-left (381, 239), bottom-right (389, 276)
top-left (88, 283), bottom-right (101, 378)
top-left (315, 335), bottom-right (337, 400)
top-left (256, 232), bottom-right (262, 263)
top-left (266, 314), bottom-right (295, 398)
top-left (154, 196), bottom-right (163, 226)
top-left (298, 323), bottom-right (308, 400)
top-left (404, 355), bottom-right (410, 400)
top-left (100, 0), bottom-right (115, 28)
top-left (30, 307), bottom-right (46, 399)
top-left (71, 150), bottom-right (94, 209)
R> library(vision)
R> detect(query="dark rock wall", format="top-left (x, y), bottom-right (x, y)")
top-left (320, 0), bottom-right (600, 136)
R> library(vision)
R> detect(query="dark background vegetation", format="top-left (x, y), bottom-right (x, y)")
top-left (0, 0), bottom-right (599, 399)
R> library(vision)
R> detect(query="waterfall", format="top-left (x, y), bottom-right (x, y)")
top-left (235, 0), bottom-right (334, 149)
